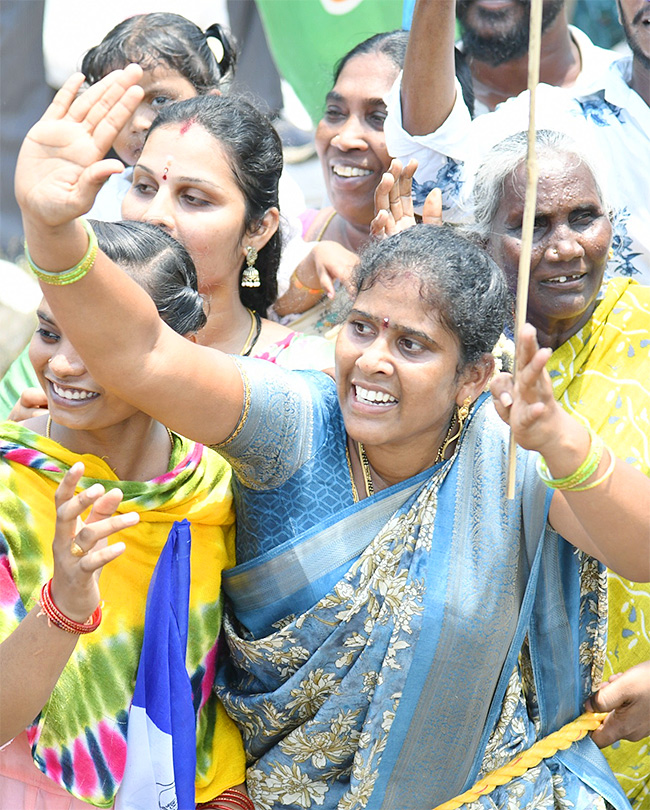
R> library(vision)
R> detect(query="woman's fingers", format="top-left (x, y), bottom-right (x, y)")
top-left (73, 512), bottom-right (138, 563)
top-left (422, 187), bottom-right (443, 226)
top-left (41, 73), bottom-right (87, 121)
top-left (68, 64), bottom-right (143, 129)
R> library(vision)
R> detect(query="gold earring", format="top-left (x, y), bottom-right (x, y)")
top-left (241, 246), bottom-right (260, 288)
top-left (435, 396), bottom-right (472, 464)
top-left (608, 247), bottom-right (614, 260)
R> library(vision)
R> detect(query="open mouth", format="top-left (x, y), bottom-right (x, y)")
top-left (540, 273), bottom-right (586, 286)
top-left (355, 384), bottom-right (397, 406)
top-left (332, 165), bottom-right (373, 178)
top-left (51, 382), bottom-right (100, 402)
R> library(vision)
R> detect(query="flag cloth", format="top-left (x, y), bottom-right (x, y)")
top-left (116, 520), bottom-right (196, 810)
top-left (256, 0), bottom-right (402, 124)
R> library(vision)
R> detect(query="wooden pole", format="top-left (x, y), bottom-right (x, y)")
top-left (505, 0), bottom-right (544, 499)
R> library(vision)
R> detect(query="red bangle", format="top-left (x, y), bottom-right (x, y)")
top-left (39, 579), bottom-right (102, 634)
top-left (198, 789), bottom-right (255, 810)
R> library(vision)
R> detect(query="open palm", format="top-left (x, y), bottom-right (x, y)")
top-left (15, 66), bottom-right (144, 227)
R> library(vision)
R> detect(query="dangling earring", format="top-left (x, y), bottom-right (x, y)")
top-left (608, 247), bottom-right (614, 260)
top-left (241, 246), bottom-right (260, 288)
top-left (435, 396), bottom-right (472, 463)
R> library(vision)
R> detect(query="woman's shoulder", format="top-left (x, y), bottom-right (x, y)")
top-left (302, 206), bottom-right (336, 242)
top-left (254, 327), bottom-right (336, 371)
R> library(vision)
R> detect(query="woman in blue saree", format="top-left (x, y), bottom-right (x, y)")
top-left (14, 65), bottom-right (650, 809)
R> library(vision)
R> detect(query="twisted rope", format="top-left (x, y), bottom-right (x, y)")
top-left (432, 711), bottom-right (607, 810)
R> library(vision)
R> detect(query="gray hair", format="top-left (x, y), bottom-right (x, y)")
top-left (472, 129), bottom-right (611, 240)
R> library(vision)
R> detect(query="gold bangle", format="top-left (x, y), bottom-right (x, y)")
top-left (25, 218), bottom-right (98, 286)
top-left (292, 270), bottom-right (324, 296)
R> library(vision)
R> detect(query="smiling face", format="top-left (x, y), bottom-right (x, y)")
top-left (315, 53), bottom-right (398, 228)
top-left (122, 123), bottom-right (264, 295)
top-left (30, 301), bottom-right (140, 431)
top-left (487, 155), bottom-right (612, 347)
top-left (112, 65), bottom-right (199, 166)
top-left (335, 278), bottom-right (482, 462)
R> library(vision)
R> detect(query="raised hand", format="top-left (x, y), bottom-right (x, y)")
top-left (8, 387), bottom-right (49, 422)
top-left (370, 158), bottom-right (443, 240)
top-left (15, 65), bottom-right (144, 228)
top-left (490, 323), bottom-right (560, 453)
top-left (50, 462), bottom-right (138, 623)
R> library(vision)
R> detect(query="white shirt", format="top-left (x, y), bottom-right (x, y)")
top-left (384, 57), bottom-right (650, 284)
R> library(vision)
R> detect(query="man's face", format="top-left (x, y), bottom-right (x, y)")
top-left (617, 0), bottom-right (650, 69)
top-left (457, 0), bottom-right (565, 65)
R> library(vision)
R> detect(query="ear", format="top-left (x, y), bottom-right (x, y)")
top-left (207, 88), bottom-right (222, 97)
top-left (456, 353), bottom-right (495, 406)
top-left (244, 207), bottom-right (280, 254)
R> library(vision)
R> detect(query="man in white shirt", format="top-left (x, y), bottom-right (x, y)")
top-left (384, 0), bottom-right (650, 282)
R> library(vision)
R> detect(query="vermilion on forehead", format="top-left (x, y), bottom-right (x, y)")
top-left (179, 118), bottom-right (197, 135)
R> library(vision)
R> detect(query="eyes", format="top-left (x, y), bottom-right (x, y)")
top-left (36, 326), bottom-right (59, 344)
top-left (130, 179), bottom-right (211, 208)
top-left (348, 319), bottom-right (429, 357)
top-left (323, 105), bottom-right (387, 131)
top-left (507, 208), bottom-right (603, 238)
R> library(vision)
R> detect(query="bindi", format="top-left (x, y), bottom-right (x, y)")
top-left (161, 156), bottom-right (173, 181)
top-left (381, 317), bottom-right (390, 330)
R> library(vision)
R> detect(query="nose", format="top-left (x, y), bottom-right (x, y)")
top-left (138, 188), bottom-right (175, 232)
top-left (546, 224), bottom-right (585, 262)
top-left (47, 343), bottom-right (86, 379)
top-left (130, 102), bottom-right (156, 133)
top-left (331, 115), bottom-right (367, 152)
top-left (356, 336), bottom-right (394, 376)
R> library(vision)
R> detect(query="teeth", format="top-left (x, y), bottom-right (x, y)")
top-left (332, 165), bottom-right (372, 178)
top-left (52, 382), bottom-right (98, 401)
top-left (355, 385), bottom-right (397, 405)
top-left (546, 274), bottom-right (582, 284)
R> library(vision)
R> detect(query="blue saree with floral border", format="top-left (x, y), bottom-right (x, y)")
top-left (215, 359), bottom-right (631, 810)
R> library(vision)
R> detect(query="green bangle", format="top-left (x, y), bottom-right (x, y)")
top-left (25, 218), bottom-right (98, 286)
top-left (569, 446), bottom-right (616, 492)
top-left (536, 428), bottom-right (604, 490)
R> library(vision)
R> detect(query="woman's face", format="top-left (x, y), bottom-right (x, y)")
top-left (315, 53), bottom-right (398, 228)
top-left (30, 301), bottom-right (140, 431)
top-left (487, 156), bottom-right (612, 341)
top-left (122, 123), bottom-right (275, 295)
top-left (335, 277), bottom-right (483, 460)
top-left (112, 66), bottom-right (198, 166)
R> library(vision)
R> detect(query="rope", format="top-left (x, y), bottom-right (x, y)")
top-left (431, 711), bottom-right (607, 810)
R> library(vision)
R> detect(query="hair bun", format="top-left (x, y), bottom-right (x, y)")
top-left (204, 22), bottom-right (236, 79)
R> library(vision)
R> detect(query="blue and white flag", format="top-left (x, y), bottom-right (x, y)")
top-left (116, 520), bottom-right (196, 810)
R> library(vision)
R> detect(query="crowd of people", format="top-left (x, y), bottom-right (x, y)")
top-left (1, 1), bottom-right (649, 809)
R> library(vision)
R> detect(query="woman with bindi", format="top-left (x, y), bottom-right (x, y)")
top-left (13, 67), bottom-right (650, 808)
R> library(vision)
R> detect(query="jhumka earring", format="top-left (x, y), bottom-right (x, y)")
top-left (435, 396), bottom-right (472, 463)
top-left (241, 246), bottom-right (261, 288)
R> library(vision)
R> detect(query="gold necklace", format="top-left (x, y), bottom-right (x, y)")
top-left (240, 307), bottom-right (262, 356)
top-left (345, 440), bottom-right (374, 503)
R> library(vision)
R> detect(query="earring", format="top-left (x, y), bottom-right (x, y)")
top-left (241, 246), bottom-right (260, 288)
top-left (435, 396), bottom-right (472, 464)
top-left (608, 247), bottom-right (614, 260)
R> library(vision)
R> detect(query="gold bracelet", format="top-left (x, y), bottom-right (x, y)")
top-left (25, 218), bottom-right (98, 286)
top-left (292, 270), bottom-right (324, 296)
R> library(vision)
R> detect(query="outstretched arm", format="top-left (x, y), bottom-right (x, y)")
top-left (401, 0), bottom-right (458, 135)
top-left (491, 324), bottom-right (650, 581)
top-left (15, 68), bottom-right (245, 447)
top-left (0, 465), bottom-right (135, 744)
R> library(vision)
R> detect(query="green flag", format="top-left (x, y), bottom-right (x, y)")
top-left (256, 0), bottom-right (403, 125)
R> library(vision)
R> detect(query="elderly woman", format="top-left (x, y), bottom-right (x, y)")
top-left (13, 66), bottom-right (650, 809)
top-left (473, 129), bottom-right (650, 807)
top-left (0, 220), bottom-right (248, 808)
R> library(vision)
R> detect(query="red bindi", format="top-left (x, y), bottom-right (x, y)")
top-left (382, 317), bottom-right (390, 329)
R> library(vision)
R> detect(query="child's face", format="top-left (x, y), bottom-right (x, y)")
top-left (112, 65), bottom-right (198, 165)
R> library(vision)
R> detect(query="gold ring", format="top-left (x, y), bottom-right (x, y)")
top-left (70, 541), bottom-right (86, 557)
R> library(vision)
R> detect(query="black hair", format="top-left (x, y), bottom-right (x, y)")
top-left (333, 30), bottom-right (475, 118)
top-left (147, 94), bottom-right (282, 313)
top-left (81, 13), bottom-right (236, 92)
top-left (354, 225), bottom-right (509, 367)
top-left (90, 219), bottom-right (206, 335)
